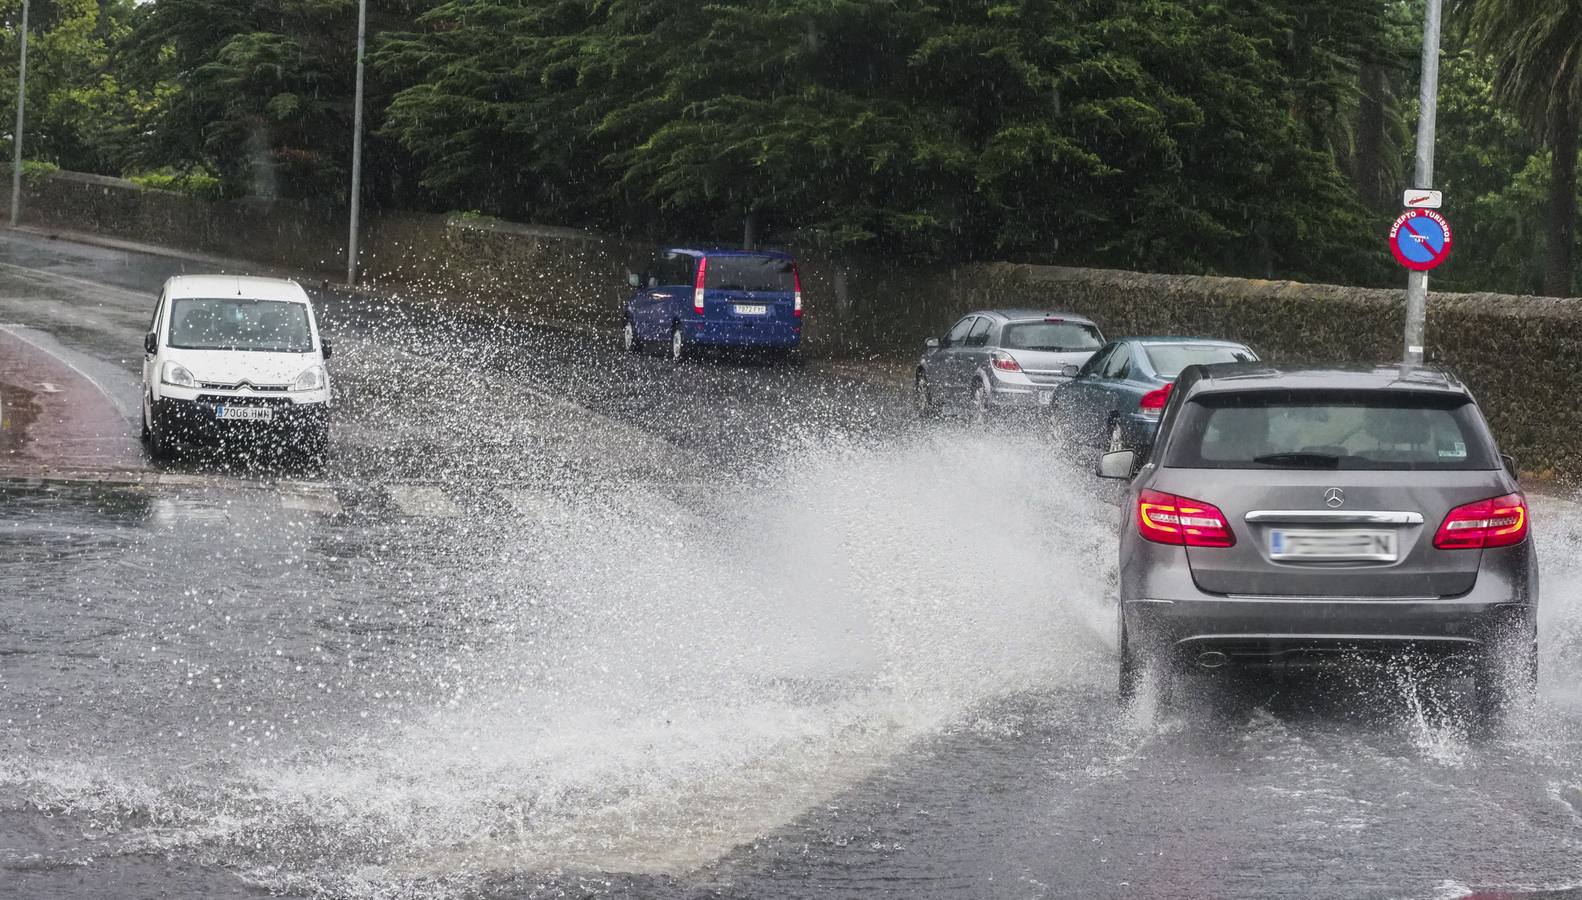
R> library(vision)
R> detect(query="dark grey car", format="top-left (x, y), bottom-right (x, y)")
top-left (1099, 364), bottom-right (1538, 724)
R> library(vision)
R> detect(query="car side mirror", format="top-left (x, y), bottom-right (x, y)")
top-left (1501, 453), bottom-right (1517, 475)
top-left (925, 337), bottom-right (940, 349)
top-left (143, 333), bottom-right (157, 355)
top-left (321, 339), bottom-right (333, 360)
top-left (1097, 450), bottom-right (1136, 479)
top-left (627, 271), bottom-right (642, 288)
top-left (1061, 364), bottom-right (1081, 378)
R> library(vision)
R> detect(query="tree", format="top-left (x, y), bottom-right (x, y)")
top-left (0, 0), bottom-right (160, 175)
top-left (1459, 0), bottom-right (1582, 296)
top-left (126, 0), bottom-right (424, 202)
top-left (379, 0), bottom-right (1385, 283)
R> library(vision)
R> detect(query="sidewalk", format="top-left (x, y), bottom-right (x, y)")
top-left (0, 327), bottom-right (143, 470)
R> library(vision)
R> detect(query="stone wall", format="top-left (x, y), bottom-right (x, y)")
top-left (8, 170), bottom-right (1582, 475)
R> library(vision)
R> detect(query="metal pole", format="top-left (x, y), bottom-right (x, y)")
top-left (10, 0), bottom-right (29, 228)
top-left (1403, 0), bottom-right (1442, 365)
top-left (345, 0), bottom-right (367, 286)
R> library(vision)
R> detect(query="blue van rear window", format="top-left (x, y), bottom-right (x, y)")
top-left (706, 256), bottom-right (795, 293)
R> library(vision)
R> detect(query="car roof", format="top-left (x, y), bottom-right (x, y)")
top-left (167, 275), bottom-right (310, 303)
top-left (970, 309), bottom-right (1098, 326)
top-left (1124, 336), bottom-right (1251, 347)
top-left (666, 247), bottom-right (794, 260)
top-left (1179, 363), bottom-right (1471, 398)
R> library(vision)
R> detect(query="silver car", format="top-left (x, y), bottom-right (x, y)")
top-left (915, 310), bottom-right (1104, 419)
top-left (1099, 364), bottom-right (1538, 725)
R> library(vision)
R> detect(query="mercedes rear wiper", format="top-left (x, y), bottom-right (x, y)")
top-left (1251, 451), bottom-right (1343, 468)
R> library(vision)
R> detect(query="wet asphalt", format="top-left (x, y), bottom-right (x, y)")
top-left (2, 231), bottom-right (1582, 900)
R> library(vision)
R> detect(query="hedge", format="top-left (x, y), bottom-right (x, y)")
top-left (954, 263), bottom-right (1580, 480)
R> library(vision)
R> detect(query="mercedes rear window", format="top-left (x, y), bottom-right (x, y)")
top-left (1144, 344), bottom-right (1256, 378)
top-left (1002, 322), bottom-right (1103, 352)
top-left (704, 256), bottom-right (795, 293)
top-left (1164, 391), bottom-right (1497, 470)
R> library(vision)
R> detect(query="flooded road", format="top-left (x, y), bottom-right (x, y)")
top-left (3, 232), bottom-right (1582, 899)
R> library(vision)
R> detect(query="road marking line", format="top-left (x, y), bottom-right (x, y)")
top-left (37, 382), bottom-right (60, 393)
top-left (281, 491), bottom-right (343, 515)
top-left (501, 488), bottom-right (568, 520)
top-left (387, 484), bottom-right (461, 518)
top-left (0, 259), bottom-right (151, 300)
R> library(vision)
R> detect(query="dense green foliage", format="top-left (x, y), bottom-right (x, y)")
top-left (374, 0), bottom-right (1406, 282)
top-left (2, 0), bottom-right (1578, 294)
top-left (1458, 0), bottom-right (1582, 295)
top-left (0, 0), bottom-right (164, 175)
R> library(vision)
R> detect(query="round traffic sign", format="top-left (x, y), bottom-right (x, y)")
top-left (1389, 209), bottom-right (1452, 271)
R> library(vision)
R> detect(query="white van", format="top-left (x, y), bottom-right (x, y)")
top-left (141, 275), bottom-right (332, 461)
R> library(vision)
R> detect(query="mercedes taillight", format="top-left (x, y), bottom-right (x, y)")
top-left (1434, 493), bottom-right (1528, 549)
top-left (1137, 489), bottom-right (1235, 548)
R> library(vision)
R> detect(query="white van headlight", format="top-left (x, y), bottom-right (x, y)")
top-left (291, 365), bottom-right (327, 392)
top-left (161, 362), bottom-right (197, 388)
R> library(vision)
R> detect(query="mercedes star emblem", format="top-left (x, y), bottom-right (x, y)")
top-left (1324, 488), bottom-right (1345, 508)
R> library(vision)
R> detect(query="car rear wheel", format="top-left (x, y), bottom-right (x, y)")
top-left (1106, 419), bottom-right (1126, 453)
top-left (969, 381), bottom-right (991, 424)
top-left (915, 371), bottom-right (940, 419)
top-left (669, 325), bottom-right (686, 362)
top-left (1473, 639), bottom-right (1538, 730)
top-left (1117, 623), bottom-right (1175, 709)
top-left (621, 319), bottom-right (641, 353)
top-left (1118, 622), bottom-right (1141, 706)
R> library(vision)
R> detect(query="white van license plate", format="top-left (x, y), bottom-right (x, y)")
top-left (734, 304), bottom-right (768, 316)
top-left (215, 405), bottom-right (273, 422)
top-left (1269, 529), bottom-right (1397, 561)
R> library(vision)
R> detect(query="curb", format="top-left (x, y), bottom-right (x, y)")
top-left (5, 224), bottom-right (290, 277)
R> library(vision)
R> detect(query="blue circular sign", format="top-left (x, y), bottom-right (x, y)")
top-left (1390, 210), bottom-right (1452, 271)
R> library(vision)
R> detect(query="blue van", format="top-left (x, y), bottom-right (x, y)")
top-left (621, 248), bottom-right (803, 360)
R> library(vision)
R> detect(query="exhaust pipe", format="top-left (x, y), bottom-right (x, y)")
top-left (1196, 651), bottom-right (1230, 670)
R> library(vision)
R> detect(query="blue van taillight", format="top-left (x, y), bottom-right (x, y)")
top-left (694, 256), bottom-right (707, 315)
top-left (793, 263), bottom-right (803, 317)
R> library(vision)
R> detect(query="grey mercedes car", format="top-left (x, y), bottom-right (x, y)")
top-left (1099, 363), bottom-right (1537, 725)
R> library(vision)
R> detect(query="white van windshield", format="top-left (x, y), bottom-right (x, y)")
top-left (168, 298), bottom-right (315, 353)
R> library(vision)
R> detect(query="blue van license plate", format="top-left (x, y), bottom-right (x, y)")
top-left (734, 304), bottom-right (768, 316)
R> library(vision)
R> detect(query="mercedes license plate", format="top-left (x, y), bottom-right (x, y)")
top-left (1269, 529), bottom-right (1397, 562)
top-left (734, 304), bottom-right (768, 316)
top-left (215, 405), bottom-right (274, 422)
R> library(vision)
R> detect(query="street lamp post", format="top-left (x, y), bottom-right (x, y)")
top-left (1402, 0), bottom-right (1442, 365)
top-left (10, 0), bottom-right (29, 228)
top-left (346, 0), bottom-right (367, 286)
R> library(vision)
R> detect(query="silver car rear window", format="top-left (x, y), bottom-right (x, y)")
top-left (1002, 322), bottom-right (1103, 352)
top-left (1164, 391), bottom-right (1497, 470)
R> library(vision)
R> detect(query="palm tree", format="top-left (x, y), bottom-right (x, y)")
top-left (1459, 0), bottom-right (1582, 296)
